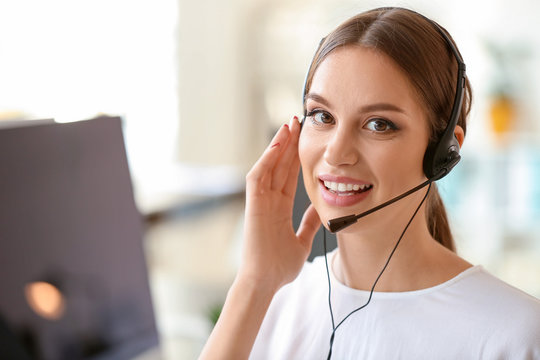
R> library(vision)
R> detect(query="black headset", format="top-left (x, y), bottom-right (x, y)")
top-left (299, 11), bottom-right (469, 358)
top-left (301, 7), bottom-right (467, 183)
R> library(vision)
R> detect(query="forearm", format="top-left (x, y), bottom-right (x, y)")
top-left (199, 117), bottom-right (319, 359)
top-left (198, 277), bottom-right (277, 360)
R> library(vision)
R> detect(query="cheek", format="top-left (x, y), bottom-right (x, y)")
top-left (375, 137), bottom-right (428, 182)
top-left (298, 126), bottom-right (331, 166)
top-left (298, 133), bottom-right (321, 189)
top-left (298, 132), bottom-right (314, 171)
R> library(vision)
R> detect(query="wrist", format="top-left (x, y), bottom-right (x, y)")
top-left (232, 273), bottom-right (280, 300)
top-left (199, 274), bottom-right (278, 360)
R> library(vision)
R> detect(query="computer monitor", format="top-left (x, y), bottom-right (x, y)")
top-left (0, 117), bottom-right (158, 360)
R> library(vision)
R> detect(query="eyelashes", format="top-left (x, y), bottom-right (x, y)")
top-left (305, 109), bottom-right (399, 133)
top-left (364, 118), bottom-right (399, 132)
top-left (305, 110), bottom-right (334, 125)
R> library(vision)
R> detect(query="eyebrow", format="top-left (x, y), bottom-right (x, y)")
top-left (305, 93), bottom-right (406, 114)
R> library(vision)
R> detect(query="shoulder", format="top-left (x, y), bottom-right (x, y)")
top-left (250, 256), bottom-right (332, 359)
top-left (255, 254), bottom-right (332, 326)
top-left (459, 266), bottom-right (540, 309)
top-left (270, 254), bottom-right (329, 309)
top-left (440, 266), bottom-right (540, 319)
top-left (443, 266), bottom-right (540, 356)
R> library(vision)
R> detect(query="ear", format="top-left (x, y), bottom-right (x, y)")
top-left (454, 125), bottom-right (464, 147)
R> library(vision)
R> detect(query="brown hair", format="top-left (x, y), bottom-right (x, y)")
top-left (303, 8), bottom-right (472, 251)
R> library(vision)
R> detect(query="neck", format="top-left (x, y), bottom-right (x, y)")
top-left (331, 205), bottom-right (472, 292)
top-left (330, 183), bottom-right (471, 292)
top-left (333, 207), bottom-right (433, 292)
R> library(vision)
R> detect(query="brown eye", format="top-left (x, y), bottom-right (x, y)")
top-left (308, 111), bottom-right (334, 125)
top-left (364, 118), bottom-right (397, 132)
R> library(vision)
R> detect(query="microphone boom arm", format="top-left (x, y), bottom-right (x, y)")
top-left (327, 178), bottom-right (434, 233)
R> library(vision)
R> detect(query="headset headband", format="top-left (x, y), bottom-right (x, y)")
top-left (301, 7), bottom-right (467, 181)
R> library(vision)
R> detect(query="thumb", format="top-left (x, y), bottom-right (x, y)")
top-left (297, 204), bottom-right (321, 249)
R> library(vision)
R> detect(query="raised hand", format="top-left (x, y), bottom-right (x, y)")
top-left (199, 116), bottom-right (320, 360)
top-left (239, 116), bottom-right (321, 292)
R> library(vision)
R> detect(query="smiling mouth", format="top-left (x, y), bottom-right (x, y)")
top-left (322, 180), bottom-right (373, 196)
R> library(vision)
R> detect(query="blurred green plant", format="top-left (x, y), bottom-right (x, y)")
top-left (208, 302), bottom-right (223, 327)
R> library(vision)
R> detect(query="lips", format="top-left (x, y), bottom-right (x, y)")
top-left (318, 175), bottom-right (373, 207)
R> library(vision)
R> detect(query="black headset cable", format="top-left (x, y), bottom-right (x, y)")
top-left (323, 182), bottom-right (433, 359)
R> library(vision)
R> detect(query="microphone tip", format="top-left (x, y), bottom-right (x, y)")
top-left (327, 215), bottom-right (358, 233)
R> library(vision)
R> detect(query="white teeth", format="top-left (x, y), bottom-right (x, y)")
top-left (324, 181), bottom-right (338, 191)
top-left (323, 180), bottom-right (371, 193)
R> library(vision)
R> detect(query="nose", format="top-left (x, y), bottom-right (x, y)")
top-left (323, 125), bottom-right (359, 167)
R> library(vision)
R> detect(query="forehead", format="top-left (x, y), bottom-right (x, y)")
top-left (309, 46), bottom-right (424, 115)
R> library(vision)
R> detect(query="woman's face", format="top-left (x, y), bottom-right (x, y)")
top-left (299, 46), bottom-right (431, 234)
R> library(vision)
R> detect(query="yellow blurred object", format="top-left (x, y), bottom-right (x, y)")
top-left (25, 281), bottom-right (66, 321)
top-left (489, 95), bottom-right (515, 136)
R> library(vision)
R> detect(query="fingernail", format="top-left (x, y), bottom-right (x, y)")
top-left (284, 124), bottom-right (289, 129)
top-left (271, 142), bottom-right (280, 148)
top-left (289, 116), bottom-right (298, 128)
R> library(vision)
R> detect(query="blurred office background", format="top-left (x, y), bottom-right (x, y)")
top-left (1, 0), bottom-right (539, 358)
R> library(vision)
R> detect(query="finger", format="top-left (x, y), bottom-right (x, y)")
top-left (279, 116), bottom-right (302, 195)
top-left (271, 116), bottom-right (300, 191)
top-left (282, 153), bottom-right (300, 197)
top-left (282, 117), bottom-right (302, 196)
top-left (246, 124), bottom-right (289, 193)
top-left (296, 204), bottom-right (321, 250)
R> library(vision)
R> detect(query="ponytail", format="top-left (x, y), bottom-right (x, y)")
top-left (426, 183), bottom-right (456, 252)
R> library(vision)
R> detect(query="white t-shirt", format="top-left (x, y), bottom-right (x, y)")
top-left (250, 252), bottom-right (540, 359)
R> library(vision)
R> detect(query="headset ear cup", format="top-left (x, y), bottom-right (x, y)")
top-left (423, 134), bottom-right (461, 181)
top-left (423, 141), bottom-right (439, 179)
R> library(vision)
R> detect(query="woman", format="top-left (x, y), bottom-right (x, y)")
top-left (200, 7), bottom-right (540, 359)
